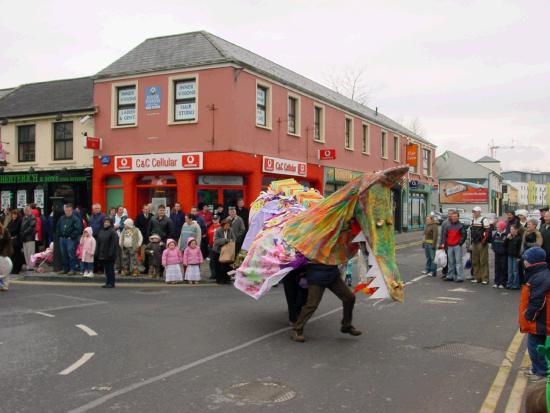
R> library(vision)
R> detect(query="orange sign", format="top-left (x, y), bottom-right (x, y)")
top-left (406, 144), bottom-right (418, 167)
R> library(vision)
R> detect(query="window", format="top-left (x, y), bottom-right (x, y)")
top-left (53, 121), bottom-right (73, 161)
top-left (381, 131), bottom-right (388, 158)
top-left (313, 104), bottom-right (324, 141)
top-left (393, 135), bottom-right (400, 162)
top-left (256, 84), bottom-right (271, 128)
top-left (361, 124), bottom-right (370, 154)
top-left (116, 85), bottom-right (136, 126)
top-left (287, 95), bottom-right (299, 135)
top-left (345, 117), bottom-right (353, 150)
top-left (174, 78), bottom-right (197, 122)
top-left (18, 125), bottom-right (35, 162)
top-left (423, 148), bottom-right (432, 176)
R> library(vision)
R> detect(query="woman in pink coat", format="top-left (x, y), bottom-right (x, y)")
top-left (183, 237), bottom-right (203, 284)
top-left (162, 239), bottom-right (183, 284)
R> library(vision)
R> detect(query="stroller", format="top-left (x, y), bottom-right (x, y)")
top-left (31, 243), bottom-right (54, 273)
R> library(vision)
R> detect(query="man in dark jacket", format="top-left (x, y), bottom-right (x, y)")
top-left (292, 263), bottom-right (361, 342)
top-left (540, 212), bottom-right (550, 269)
top-left (236, 198), bottom-right (250, 231)
top-left (147, 205), bottom-right (173, 243)
top-left (520, 247), bottom-right (550, 382)
top-left (21, 205), bottom-right (37, 271)
top-left (135, 204), bottom-right (153, 274)
top-left (505, 210), bottom-right (520, 234)
top-left (89, 203), bottom-right (106, 274)
top-left (169, 203), bottom-right (185, 240)
top-left (440, 211), bottom-right (467, 282)
top-left (96, 217), bottom-right (118, 288)
top-left (56, 204), bottom-right (82, 275)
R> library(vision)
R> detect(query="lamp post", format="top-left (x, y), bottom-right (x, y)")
top-left (49, 196), bottom-right (65, 272)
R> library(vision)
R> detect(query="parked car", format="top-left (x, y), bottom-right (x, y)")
top-left (430, 211), bottom-right (447, 225)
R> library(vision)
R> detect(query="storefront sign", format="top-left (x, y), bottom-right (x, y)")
top-left (17, 190), bottom-right (27, 208)
top-left (0, 174), bottom-right (88, 184)
top-left (0, 191), bottom-right (10, 209)
top-left (409, 180), bottom-right (419, 189)
top-left (100, 156), bottom-right (111, 165)
top-left (83, 136), bottom-right (102, 150)
top-left (318, 149), bottom-right (336, 160)
top-left (439, 179), bottom-right (488, 204)
top-left (33, 189), bottom-right (44, 208)
top-left (145, 86), bottom-right (161, 110)
top-left (262, 156), bottom-right (307, 177)
top-left (114, 152), bottom-right (203, 172)
top-left (198, 175), bottom-right (244, 186)
top-left (406, 144), bottom-right (418, 168)
top-left (118, 88), bottom-right (136, 105)
top-left (175, 81), bottom-right (196, 100)
top-left (118, 108), bottom-right (136, 125)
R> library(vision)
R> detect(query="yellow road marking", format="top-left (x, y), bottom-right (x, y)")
top-left (503, 350), bottom-right (530, 413)
top-left (479, 329), bottom-right (525, 413)
top-left (396, 240), bottom-right (423, 250)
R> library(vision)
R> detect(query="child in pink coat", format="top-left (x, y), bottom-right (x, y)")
top-left (79, 227), bottom-right (96, 277)
top-left (183, 237), bottom-right (203, 284)
top-left (162, 239), bottom-right (183, 284)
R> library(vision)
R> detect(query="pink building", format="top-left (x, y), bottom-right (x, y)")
top-left (92, 31), bottom-right (436, 230)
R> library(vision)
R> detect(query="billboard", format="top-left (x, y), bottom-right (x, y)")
top-left (439, 180), bottom-right (488, 204)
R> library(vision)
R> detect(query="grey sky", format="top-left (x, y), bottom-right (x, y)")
top-left (1, 0), bottom-right (548, 171)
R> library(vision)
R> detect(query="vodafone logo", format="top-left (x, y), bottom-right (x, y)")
top-left (263, 157), bottom-right (275, 172)
top-left (182, 154), bottom-right (199, 168)
top-left (116, 156), bottom-right (133, 170)
top-left (298, 163), bottom-right (306, 175)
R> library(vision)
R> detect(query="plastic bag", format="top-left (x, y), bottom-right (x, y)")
top-left (463, 253), bottom-right (471, 269)
top-left (435, 249), bottom-right (447, 269)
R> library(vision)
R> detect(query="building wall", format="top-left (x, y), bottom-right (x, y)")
top-left (1, 113), bottom-right (94, 172)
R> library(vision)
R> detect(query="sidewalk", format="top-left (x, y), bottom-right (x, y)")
top-left (13, 229), bottom-right (424, 284)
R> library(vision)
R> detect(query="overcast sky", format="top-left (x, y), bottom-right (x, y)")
top-left (1, 0), bottom-right (548, 172)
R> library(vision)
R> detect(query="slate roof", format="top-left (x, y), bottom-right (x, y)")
top-left (0, 88), bottom-right (14, 100)
top-left (97, 31), bottom-right (434, 147)
top-left (436, 150), bottom-right (495, 180)
top-left (0, 77), bottom-right (94, 119)
top-left (476, 155), bottom-right (500, 163)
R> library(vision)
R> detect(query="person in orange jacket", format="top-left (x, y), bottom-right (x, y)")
top-left (519, 247), bottom-right (550, 382)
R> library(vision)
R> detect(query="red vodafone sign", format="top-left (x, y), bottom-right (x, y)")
top-left (262, 156), bottom-right (307, 177)
top-left (318, 148), bottom-right (336, 160)
top-left (83, 136), bottom-right (102, 150)
top-left (114, 152), bottom-right (203, 172)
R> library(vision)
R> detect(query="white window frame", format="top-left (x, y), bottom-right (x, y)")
top-left (393, 135), bottom-right (400, 162)
top-left (168, 73), bottom-right (199, 125)
top-left (381, 130), bottom-right (388, 159)
top-left (361, 122), bottom-right (370, 155)
top-left (313, 103), bottom-right (325, 142)
top-left (344, 116), bottom-right (354, 151)
top-left (111, 81), bottom-right (138, 129)
top-left (256, 80), bottom-right (272, 130)
top-left (287, 93), bottom-right (301, 137)
top-left (422, 147), bottom-right (432, 177)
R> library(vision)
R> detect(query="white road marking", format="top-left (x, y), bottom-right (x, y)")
top-left (436, 296), bottom-right (463, 301)
top-left (423, 299), bottom-right (460, 304)
top-left (59, 352), bottom-right (95, 376)
top-left (405, 274), bottom-right (429, 285)
top-left (67, 306), bottom-right (344, 413)
top-left (448, 288), bottom-right (476, 293)
top-left (76, 324), bottom-right (98, 336)
top-left (35, 311), bottom-right (55, 318)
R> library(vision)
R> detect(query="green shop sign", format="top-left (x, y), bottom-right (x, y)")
top-left (0, 174), bottom-right (89, 184)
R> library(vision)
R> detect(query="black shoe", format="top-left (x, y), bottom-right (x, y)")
top-left (443, 277), bottom-right (454, 281)
top-left (341, 326), bottom-right (362, 336)
top-left (101, 284), bottom-right (115, 288)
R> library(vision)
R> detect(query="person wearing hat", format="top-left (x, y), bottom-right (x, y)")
top-left (118, 218), bottom-right (143, 276)
top-left (212, 218), bottom-right (236, 284)
top-left (517, 209), bottom-right (529, 229)
top-left (518, 247), bottom-right (550, 382)
top-left (470, 206), bottom-right (490, 284)
top-left (207, 215), bottom-right (222, 279)
top-left (95, 217), bottom-right (119, 288)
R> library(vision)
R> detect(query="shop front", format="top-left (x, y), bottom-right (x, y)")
top-left (92, 151), bottom-right (323, 218)
top-left (0, 169), bottom-right (92, 213)
top-left (406, 180), bottom-right (433, 230)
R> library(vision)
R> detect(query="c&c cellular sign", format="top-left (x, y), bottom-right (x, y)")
top-left (262, 156), bottom-right (307, 177)
top-left (114, 152), bottom-right (203, 172)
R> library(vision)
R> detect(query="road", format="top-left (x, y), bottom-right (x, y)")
top-left (0, 243), bottom-right (530, 413)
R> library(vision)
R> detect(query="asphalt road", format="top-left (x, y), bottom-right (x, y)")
top-left (0, 244), bottom-right (529, 413)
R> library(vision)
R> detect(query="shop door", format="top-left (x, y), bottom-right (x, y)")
top-left (197, 189), bottom-right (219, 209)
top-left (136, 175), bottom-right (177, 214)
top-left (195, 187), bottom-right (244, 209)
top-left (223, 189), bottom-right (244, 209)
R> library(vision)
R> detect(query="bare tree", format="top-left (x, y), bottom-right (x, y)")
top-left (324, 66), bottom-right (373, 105)
top-left (404, 117), bottom-right (426, 137)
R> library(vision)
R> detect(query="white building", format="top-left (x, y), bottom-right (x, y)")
top-left (502, 171), bottom-right (550, 209)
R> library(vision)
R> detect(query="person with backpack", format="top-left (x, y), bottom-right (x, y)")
top-left (470, 206), bottom-right (490, 284)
